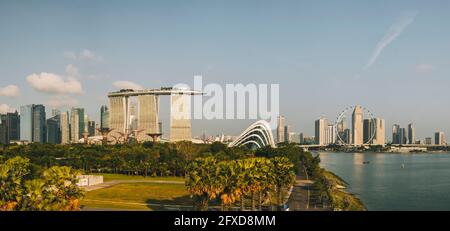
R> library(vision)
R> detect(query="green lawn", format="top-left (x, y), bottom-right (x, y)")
top-left (81, 182), bottom-right (192, 211)
top-left (93, 173), bottom-right (185, 182)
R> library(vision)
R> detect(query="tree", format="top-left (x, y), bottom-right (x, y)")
top-left (0, 157), bottom-right (30, 211)
top-left (0, 156), bottom-right (85, 211)
top-left (185, 157), bottom-right (220, 211)
top-left (271, 157), bottom-right (295, 211)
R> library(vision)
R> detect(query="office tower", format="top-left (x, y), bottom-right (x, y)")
top-left (46, 114), bottom-right (61, 144)
top-left (344, 129), bottom-right (351, 144)
top-left (0, 115), bottom-right (7, 144)
top-left (20, 105), bottom-right (33, 142)
top-left (315, 117), bottom-right (328, 145)
top-left (95, 123), bottom-right (100, 136)
top-left (100, 105), bottom-right (110, 129)
top-left (425, 137), bottom-right (432, 145)
top-left (158, 122), bottom-right (163, 134)
top-left (408, 123), bottom-right (415, 144)
top-left (299, 133), bottom-right (304, 144)
top-left (363, 119), bottom-right (374, 144)
top-left (392, 124), bottom-right (400, 144)
top-left (435, 132), bottom-right (445, 145)
top-left (373, 118), bottom-right (386, 145)
top-left (84, 114), bottom-right (89, 133)
top-left (70, 108), bottom-right (85, 143)
top-left (398, 128), bottom-right (407, 145)
top-left (284, 125), bottom-right (291, 143)
top-left (0, 111), bottom-right (20, 142)
top-left (60, 111), bottom-right (70, 144)
top-left (352, 105), bottom-right (364, 145)
top-left (88, 121), bottom-right (96, 136)
top-left (170, 94), bottom-right (192, 141)
top-left (32, 104), bottom-right (46, 143)
top-left (325, 124), bottom-right (336, 145)
top-left (277, 116), bottom-right (286, 143)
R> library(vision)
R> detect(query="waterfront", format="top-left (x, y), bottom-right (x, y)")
top-left (318, 152), bottom-right (450, 211)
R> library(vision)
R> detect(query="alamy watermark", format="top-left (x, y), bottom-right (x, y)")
top-left (171, 76), bottom-right (280, 129)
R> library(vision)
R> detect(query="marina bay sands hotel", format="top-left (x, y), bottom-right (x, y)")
top-left (107, 87), bottom-right (203, 143)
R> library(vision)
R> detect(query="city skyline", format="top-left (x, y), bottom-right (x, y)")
top-left (1, 1), bottom-right (450, 138)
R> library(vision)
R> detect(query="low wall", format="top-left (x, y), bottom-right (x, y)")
top-left (76, 175), bottom-right (104, 187)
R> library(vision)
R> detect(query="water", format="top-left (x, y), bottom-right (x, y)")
top-left (317, 152), bottom-right (450, 211)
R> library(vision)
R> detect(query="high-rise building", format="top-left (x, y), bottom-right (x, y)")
top-left (46, 115), bottom-right (61, 144)
top-left (88, 121), bottom-right (96, 136)
top-left (277, 116), bottom-right (285, 143)
top-left (299, 133), bottom-right (304, 144)
top-left (32, 104), bottom-right (46, 143)
top-left (363, 119), bottom-right (374, 144)
top-left (0, 115), bottom-right (8, 144)
top-left (284, 125), bottom-right (291, 143)
top-left (344, 129), bottom-right (351, 144)
top-left (169, 94), bottom-right (192, 142)
top-left (373, 118), bottom-right (385, 145)
top-left (60, 111), bottom-right (70, 144)
top-left (315, 117), bottom-right (328, 145)
top-left (352, 105), bottom-right (364, 145)
top-left (20, 104), bottom-right (46, 143)
top-left (392, 124), bottom-right (400, 144)
top-left (70, 108), bottom-right (85, 143)
top-left (100, 105), bottom-right (110, 129)
top-left (398, 128), bottom-right (407, 145)
top-left (20, 105), bottom-right (34, 142)
top-left (435, 132), bottom-right (445, 145)
top-left (325, 124), bottom-right (336, 145)
top-left (425, 137), bottom-right (432, 145)
top-left (0, 111), bottom-right (20, 143)
top-left (408, 123), bottom-right (415, 144)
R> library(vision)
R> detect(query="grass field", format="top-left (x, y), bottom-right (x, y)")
top-left (93, 173), bottom-right (185, 182)
top-left (81, 182), bottom-right (192, 211)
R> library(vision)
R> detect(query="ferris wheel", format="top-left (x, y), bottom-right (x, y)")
top-left (335, 105), bottom-right (376, 145)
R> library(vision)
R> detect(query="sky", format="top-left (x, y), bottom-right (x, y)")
top-left (1, 0), bottom-right (450, 140)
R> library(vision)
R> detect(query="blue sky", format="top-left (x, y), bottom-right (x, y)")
top-left (1, 0), bottom-right (450, 139)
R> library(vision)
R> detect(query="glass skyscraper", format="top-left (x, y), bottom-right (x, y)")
top-left (20, 105), bottom-right (34, 142)
top-left (20, 104), bottom-right (46, 143)
top-left (33, 104), bottom-right (46, 143)
top-left (100, 105), bottom-right (109, 129)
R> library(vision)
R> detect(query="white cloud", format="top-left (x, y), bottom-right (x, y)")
top-left (64, 49), bottom-right (103, 63)
top-left (0, 85), bottom-right (20, 97)
top-left (113, 81), bottom-right (143, 90)
top-left (364, 11), bottom-right (417, 70)
top-left (26, 72), bottom-right (83, 94)
top-left (46, 96), bottom-right (79, 108)
top-left (416, 63), bottom-right (436, 73)
top-left (65, 64), bottom-right (79, 77)
top-left (0, 104), bottom-right (16, 114)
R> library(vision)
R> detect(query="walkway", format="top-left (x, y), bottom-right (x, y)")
top-left (287, 178), bottom-right (330, 211)
top-left (82, 179), bottom-right (184, 192)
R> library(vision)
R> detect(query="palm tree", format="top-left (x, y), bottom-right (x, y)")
top-left (216, 160), bottom-right (242, 211)
top-left (185, 157), bottom-right (220, 211)
top-left (271, 157), bottom-right (295, 211)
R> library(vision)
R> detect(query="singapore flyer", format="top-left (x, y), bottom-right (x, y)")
top-left (335, 105), bottom-right (376, 145)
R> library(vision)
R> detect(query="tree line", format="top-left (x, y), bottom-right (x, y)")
top-left (186, 156), bottom-right (295, 211)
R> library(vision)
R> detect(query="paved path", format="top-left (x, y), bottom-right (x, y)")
top-left (82, 179), bottom-right (184, 192)
top-left (287, 177), bottom-right (330, 211)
